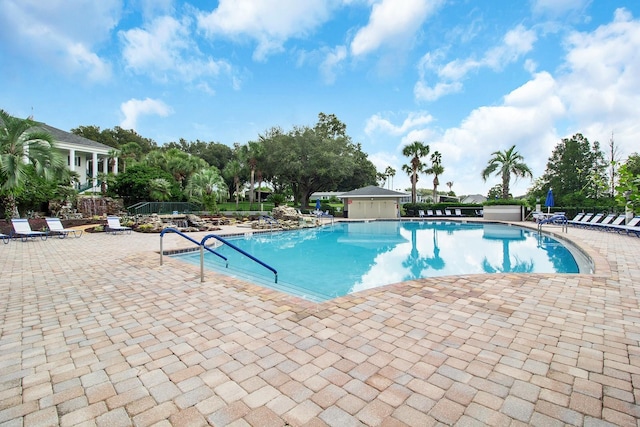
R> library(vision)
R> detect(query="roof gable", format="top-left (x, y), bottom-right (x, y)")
top-left (340, 185), bottom-right (407, 198)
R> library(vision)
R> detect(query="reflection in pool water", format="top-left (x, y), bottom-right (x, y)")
top-left (173, 221), bottom-right (584, 302)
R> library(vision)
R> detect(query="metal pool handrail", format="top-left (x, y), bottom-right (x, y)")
top-left (201, 234), bottom-right (278, 283)
top-left (160, 228), bottom-right (229, 282)
top-left (159, 228), bottom-right (277, 284)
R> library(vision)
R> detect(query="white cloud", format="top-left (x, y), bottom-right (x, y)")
top-left (319, 45), bottom-right (348, 84)
top-left (350, 0), bottom-right (443, 57)
top-left (0, 0), bottom-right (119, 81)
top-left (120, 98), bottom-right (172, 130)
top-left (120, 15), bottom-right (233, 83)
top-left (197, 0), bottom-right (338, 61)
top-left (415, 25), bottom-right (537, 102)
top-left (531, 0), bottom-right (591, 17)
top-left (365, 112), bottom-right (434, 136)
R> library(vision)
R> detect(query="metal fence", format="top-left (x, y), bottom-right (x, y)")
top-left (126, 202), bottom-right (202, 215)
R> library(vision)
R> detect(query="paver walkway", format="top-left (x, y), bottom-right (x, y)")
top-left (1, 221), bottom-right (640, 426)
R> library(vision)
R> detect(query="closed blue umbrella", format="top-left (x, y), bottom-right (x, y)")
top-left (315, 198), bottom-right (321, 212)
top-left (545, 188), bottom-right (554, 213)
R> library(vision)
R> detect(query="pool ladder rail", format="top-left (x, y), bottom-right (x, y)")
top-left (159, 228), bottom-right (278, 283)
top-left (537, 213), bottom-right (568, 233)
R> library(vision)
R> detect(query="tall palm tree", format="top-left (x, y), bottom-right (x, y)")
top-left (186, 167), bottom-right (227, 213)
top-left (0, 110), bottom-right (65, 217)
top-left (240, 141), bottom-right (263, 206)
top-left (426, 151), bottom-right (444, 201)
top-left (223, 159), bottom-right (243, 208)
top-left (402, 141), bottom-right (430, 203)
top-left (446, 181), bottom-right (454, 194)
top-left (481, 145), bottom-right (533, 199)
top-left (384, 166), bottom-right (396, 190)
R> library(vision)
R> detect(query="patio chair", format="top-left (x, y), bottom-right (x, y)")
top-left (11, 219), bottom-right (48, 241)
top-left (602, 214), bottom-right (626, 232)
top-left (587, 213), bottom-right (616, 230)
top-left (418, 210), bottom-right (426, 218)
top-left (569, 213), bottom-right (593, 227)
top-left (579, 213), bottom-right (604, 228)
top-left (435, 209), bottom-right (444, 216)
top-left (106, 216), bottom-right (132, 234)
top-left (0, 233), bottom-right (10, 244)
top-left (444, 209), bottom-right (453, 216)
top-left (45, 217), bottom-right (83, 238)
top-left (609, 216), bottom-right (640, 236)
top-left (426, 209), bottom-right (434, 216)
top-left (454, 209), bottom-right (463, 217)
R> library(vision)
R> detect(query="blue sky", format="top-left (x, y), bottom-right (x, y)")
top-left (2, 0), bottom-right (640, 196)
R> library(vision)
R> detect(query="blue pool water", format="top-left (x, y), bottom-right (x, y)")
top-left (173, 221), bottom-right (587, 302)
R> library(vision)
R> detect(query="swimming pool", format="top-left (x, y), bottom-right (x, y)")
top-left (173, 221), bottom-right (590, 302)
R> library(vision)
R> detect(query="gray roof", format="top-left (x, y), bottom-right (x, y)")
top-left (339, 185), bottom-right (407, 198)
top-left (0, 116), bottom-right (114, 151)
top-left (36, 123), bottom-right (114, 151)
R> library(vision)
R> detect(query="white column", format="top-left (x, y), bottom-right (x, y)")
top-left (113, 157), bottom-right (118, 175)
top-left (102, 155), bottom-right (108, 174)
top-left (69, 148), bottom-right (76, 172)
top-left (92, 152), bottom-right (98, 187)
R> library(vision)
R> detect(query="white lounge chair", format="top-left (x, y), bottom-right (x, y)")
top-left (45, 217), bottom-right (83, 238)
top-left (426, 209), bottom-right (434, 216)
top-left (454, 209), bottom-right (463, 217)
top-left (569, 213), bottom-right (593, 227)
top-left (435, 209), bottom-right (444, 216)
top-left (11, 219), bottom-right (48, 241)
top-left (587, 213), bottom-right (616, 230)
top-left (106, 216), bottom-right (132, 234)
top-left (602, 215), bottom-right (626, 232)
top-left (444, 209), bottom-right (453, 216)
top-left (418, 210), bottom-right (426, 218)
top-left (610, 216), bottom-right (640, 236)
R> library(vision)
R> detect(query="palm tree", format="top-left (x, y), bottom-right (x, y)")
top-left (186, 167), bottom-right (227, 213)
top-left (402, 141), bottom-right (430, 203)
top-left (446, 181), bottom-right (454, 194)
top-left (223, 159), bottom-right (243, 208)
top-left (376, 171), bottom-right (387, 187)
top-left (384, 166), bottom-right (396, 190)
top-left (426, 151), bottom-right (444, 202)
top-left (481, 145), bottom-right (533, 199)
top-left (0, 110), bottom-right (65, 217)
top-left (240, 141), bottom-right (263, 206)
top-left (148, 178), bottom-right (173, 201)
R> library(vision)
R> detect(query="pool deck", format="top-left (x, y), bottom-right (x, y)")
top-left (1, 219), bottom-right (640, 426)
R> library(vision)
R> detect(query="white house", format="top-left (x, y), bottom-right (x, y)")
top-left (339, 185), bottom-right (407, 219)
top-left (36, 122), bottom-right (118, 192)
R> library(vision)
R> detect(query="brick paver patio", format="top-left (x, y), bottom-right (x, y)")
top-left (1, 220), bottom-right (639, 426)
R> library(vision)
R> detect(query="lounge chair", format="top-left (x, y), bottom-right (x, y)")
top-left (435, 209), bottom-right (444, 216)
top-left (426, 209), bottom-right (434, 216)
top-left (568, 213), bottom-right (585, 223)
top-left (0, 233), bottom-right (9, 244)
top-left (45, 217), bottom-right (83, 238)
top-left (418, 210), bottom-right (426, 218)
top-left (106, 216), bottom-right (132, 234)
top-left (475, 209), bottom-right (483, 217)
top-left (580, 213), bottom-right (604, 228)
top-left (444, 209), bottom-right (453, 216)
top-left (454, 209), bottom-right (463, 217)
top-left (569, 213), bottom-right (593, 227)
top-left (587, 213), bottom-right (616, 230)
top-left (601, 214), bottom-right (626, 232)
top-left (11, 219), bottom-right (48, 241)
top-left (610, 216), bottom-right (640, 236)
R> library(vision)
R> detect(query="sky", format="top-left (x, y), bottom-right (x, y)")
top-left (2, 0), bottom-right (640, 197)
